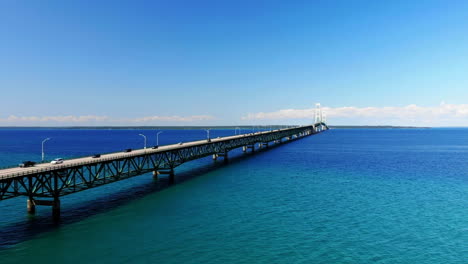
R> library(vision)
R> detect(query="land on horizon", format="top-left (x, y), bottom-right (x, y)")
top-left (0, 125), bottom-right (432, 130)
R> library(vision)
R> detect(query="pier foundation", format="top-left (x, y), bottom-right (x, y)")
top-left (169, 172), bottom-right (175, 184)
top-left (213, 152), bottom-right (228, 163)
top-left (27, 198), bottom-right (35, 215)
top-left (247, 144), bottom-right (255, 152)
top-left (27, 198), bottom-right (61, 219)
top-left (52, 198), bottom-right (61, 219)
top-left (157, 169), bottom-right (175, 184)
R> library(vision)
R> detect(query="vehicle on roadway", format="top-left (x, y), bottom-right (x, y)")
top-left (19, 161), bottom-right (36, 168)
top-left (124, 149), bottom-right (132, 153)
top-left (51, 158), bottom-right (64, 164)
top-left (92, 154), bottom-right (101, 158)
top-left (151, 146), bottom-right (158, 149)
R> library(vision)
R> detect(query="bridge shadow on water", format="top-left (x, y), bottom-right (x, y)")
top-left (0, 139), bottom-right (300, 250)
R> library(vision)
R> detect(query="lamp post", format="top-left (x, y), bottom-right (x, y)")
top-left (41, 138), bottom-right (51, 162)
top-left (139, 134), bottom-right (147, 149)
top-left (235, 127), bottom-right (241, 135)
top-left (156, 131), bottom-right (163, 146)
top-left (205, 129), bottom-right (211, 142)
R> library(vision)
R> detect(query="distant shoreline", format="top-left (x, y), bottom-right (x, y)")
top-left (0, 125), bottom-right (432, 130)
top-left (329, 125), bottom-right (431, 129)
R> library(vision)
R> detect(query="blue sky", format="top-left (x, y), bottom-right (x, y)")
top-left (1, 0), bottom-right (468, 126)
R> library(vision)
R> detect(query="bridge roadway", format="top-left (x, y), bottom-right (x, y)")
top-left (0, 123), bottom-right (328, 218)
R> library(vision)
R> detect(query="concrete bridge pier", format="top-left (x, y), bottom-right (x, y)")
top-left (157, 169), bottom-right (175, 184)
top-left (27, 197), bottom-right (61, 219)
top-left (27, 198), bottom-right (35, 215)
top-left (213, 151), bottom-right (229, 163)
top-left (242, 146), bottom-right (247, 152)
top-left (52, 198), bottom-right (61, 219)
top-left (169, 171), bottom-right (175, 184)
top-left (246, 144), bottom-right (255, 152)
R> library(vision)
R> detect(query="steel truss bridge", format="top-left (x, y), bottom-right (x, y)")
top-left (0, 123), bottom-right (328, 218)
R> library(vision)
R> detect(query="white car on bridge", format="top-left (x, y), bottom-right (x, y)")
top-left (51, 158), bottom-right (64, 164)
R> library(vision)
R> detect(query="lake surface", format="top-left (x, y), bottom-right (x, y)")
top-left (0, 128), bottom-right (467, 263)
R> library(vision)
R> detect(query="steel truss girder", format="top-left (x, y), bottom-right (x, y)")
top-left (0, 126), bottom-right (319, 200)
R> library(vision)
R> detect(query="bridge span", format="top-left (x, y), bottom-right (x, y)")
top-left (0, 123), bottom-right (328, 218)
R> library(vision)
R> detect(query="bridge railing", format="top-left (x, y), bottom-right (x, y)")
top-left (0, 153), bottom-right (146, 180)
top-left (0, 125), bottom-right (314, 180)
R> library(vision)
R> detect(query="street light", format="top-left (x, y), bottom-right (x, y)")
top-left (235, 127), bottom-right (241, 135)
top-left (156, 131), bottom-right (163, 146)
top-left (205, 129), bottom-right (211, 142)
top-left (41, 138), bottom-right (51, 162)
top-left (139, 134), bottom-right (147, 149)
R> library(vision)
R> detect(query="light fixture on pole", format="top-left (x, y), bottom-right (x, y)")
top-left (139, 134), bottom-right (147, 149)
top-left (41, 138), bottom-right (51, 162)
top-left (156, 131), bottom-right (163, 146)
top-left (205, 129), bottom-right (211, 142)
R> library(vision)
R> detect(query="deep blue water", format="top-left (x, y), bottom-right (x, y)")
top-left (0, 128), bottom-right (467, 263)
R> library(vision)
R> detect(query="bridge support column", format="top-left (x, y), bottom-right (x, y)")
top-left (157, 169), bottom-right (175, 184)
top-left (242, 146), bottom-right (247, 152)
top-left (27, 198), bottom-right (36, 215)
top-left (169, 170), bottom-right (175, 184)
top-left (214, 151), bottom-right (228, 163)
top-left (152, 170), bottom-right (158, 180)
top-left (247, 144), bottom-right (255, 152)
top-left (27, 198), bottom-right (61, 219)
top-left (221, 151), bottom-right (228, 163)
top-left (52, 198), bottom-right (61, 220)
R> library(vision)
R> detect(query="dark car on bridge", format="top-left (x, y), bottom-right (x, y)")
top-left (92, 154), bottom-right (101, 158)
top-left (124, 149), bottom-right (132, 153)
top-left (19, 161), bottom-right (36, 168)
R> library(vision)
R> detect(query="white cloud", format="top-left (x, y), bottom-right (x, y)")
top-left (0, 114), bottom-right (215, 126)
top-left (2, 115), bottom-right (110, 123)
top-left (241, 103), bottom-right (468, 126)
top-left (132, 115), bottom-right (215, 122)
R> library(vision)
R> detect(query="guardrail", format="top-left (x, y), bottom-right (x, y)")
top-left (0, 126), bottom-right (308, 180)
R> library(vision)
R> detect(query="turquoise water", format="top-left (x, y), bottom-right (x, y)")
top-left (0, 128), bottom-right (467, 263)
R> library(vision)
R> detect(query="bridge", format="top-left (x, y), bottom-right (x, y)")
top-left (0, 122), bottom-right (328, 218)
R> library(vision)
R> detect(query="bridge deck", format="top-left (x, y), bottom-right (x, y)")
top-left (0, 127), bottom-right (309, 180)
top-left (0, 123), bottom-right (328, 217)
